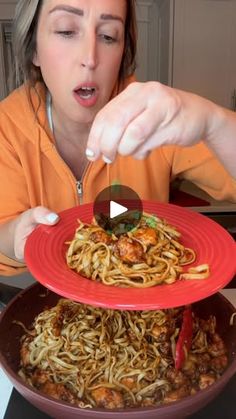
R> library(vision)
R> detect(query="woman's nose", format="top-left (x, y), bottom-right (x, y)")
top-left (80, 33), bottom-right (98, 70)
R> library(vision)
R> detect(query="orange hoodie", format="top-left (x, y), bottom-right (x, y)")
top-left (0, 82), bottom-right (235, 276)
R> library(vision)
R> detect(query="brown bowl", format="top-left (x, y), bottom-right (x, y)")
top-left (0, 283), bottom-right (236, 419)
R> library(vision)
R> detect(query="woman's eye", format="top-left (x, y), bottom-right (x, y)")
top-left (55, 30), bottom-right (75, 38)
top-left (99, 34), bottom-right (117, 44)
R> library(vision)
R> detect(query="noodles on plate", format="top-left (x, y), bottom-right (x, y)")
top-left (66, 212), bottom-right (209, 287)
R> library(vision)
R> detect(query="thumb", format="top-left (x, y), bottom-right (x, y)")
top-left (14, 207), bottom-right (59, 261)
top-left (30, 206), bottom-right (59, 226)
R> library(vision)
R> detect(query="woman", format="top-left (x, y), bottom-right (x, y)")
top-left (0, 0), bottom-right (235, 275)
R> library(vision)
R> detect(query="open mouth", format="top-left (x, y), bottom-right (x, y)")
top-left (75, 86), bottom-right (96, 99)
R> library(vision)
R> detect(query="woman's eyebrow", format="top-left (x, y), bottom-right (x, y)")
top-left (49, 5), bottom-right (84, 16)
top-left (100, 14), bottom-right (124, 25)
top-left (49, 5), bottom-right (124, 24)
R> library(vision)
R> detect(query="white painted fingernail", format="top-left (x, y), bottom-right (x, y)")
top-left (45, 213), bottom-right (59, 223)
top-left (103, 155), bottom-right (113, 164)
top-left (86, 148), bottom-right (95, 158)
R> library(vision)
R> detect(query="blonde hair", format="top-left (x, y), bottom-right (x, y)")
top-left (13, 0), bottom-right (137, 88)
top-left (12, 0), bottom-right (43, 86)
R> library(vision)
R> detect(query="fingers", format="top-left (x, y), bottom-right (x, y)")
top-left (117, 109), bottom-right (157, 156)
top-left (30, 206), bottom-right (59, 225)
top-left (87, 105), bottom-right (157, 162)
top-left (86, 83), bottom-right (146, 163)
top-left (14, 207), bottom-right (59, 260)
top-left (86, 105), bottom-right (129, 162)
top-left (86, 81), bottom-right (174, 163)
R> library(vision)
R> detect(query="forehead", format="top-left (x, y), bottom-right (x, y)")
top-left (40, 0), bottom-right (127, 19)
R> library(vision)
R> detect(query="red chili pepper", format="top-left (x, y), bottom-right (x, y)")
top-left (175, 305), bottom-right (193, 370)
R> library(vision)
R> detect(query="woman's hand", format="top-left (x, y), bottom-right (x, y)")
top-left (0, 206), bottom-right (59, 261)
top-left (86, 81), bottom-right (215, 162)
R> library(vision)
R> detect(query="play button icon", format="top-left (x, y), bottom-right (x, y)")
top-left (110, 201), bottom-right (128, 219)
top-left (93, 185), bottom-right (143, 236)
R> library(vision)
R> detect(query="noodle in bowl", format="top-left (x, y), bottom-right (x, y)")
top-left (0, 283), bottom-right (236, 419)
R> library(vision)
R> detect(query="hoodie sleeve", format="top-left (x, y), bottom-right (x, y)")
top-left (0, 130), bottom-right (29, 274)
top-left (0, 90), bottom-right (32, 274)
top-left (0, 252), bottom-right (26, 275)
top-left (0, 126), bottom-right (30, 223)
top-left (163, 142), bottom-right (236, 203)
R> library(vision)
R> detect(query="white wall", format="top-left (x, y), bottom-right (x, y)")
top-left (0, 0), bottom-right (16, 19)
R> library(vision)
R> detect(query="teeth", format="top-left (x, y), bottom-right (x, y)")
top-left (77, 87), bottom-right (96, 100)
top-left (75, 86), bottom-right (96, 100)
top-left (81, 87), bottom-right (95, 91)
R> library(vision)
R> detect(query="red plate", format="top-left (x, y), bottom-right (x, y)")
top-left (24, 201), bottom-right (236, 310)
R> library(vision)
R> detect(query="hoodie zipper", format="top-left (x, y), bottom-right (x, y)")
top-left (76, 161), bottom-right (91, 204)
top-left (46, 93), bottom-right (91, 205)
top-left (76, 180), bottom-right (83, 204)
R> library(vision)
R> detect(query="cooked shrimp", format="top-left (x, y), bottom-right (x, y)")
top-left (115, 236), bottom-right (144, 264)
top-left (151, 325), bottom-right (169, 341)
top-left (40, 381), bottom-right (78, 404)
top-left (198, 374), bottom-right (216, 390)
top-left (165, 368), bottom-right (188, 389)
top-left (208, 333), bottom-right (227, 357)
top-left (164, 385), bottom-right (190, 403)
top-left (182, 358), bottom-right (197, 378)
top-left (31, 369), bottom-right (50, 386)
top-left (90, 230), bottom-right (113, 245)
top-left (91, 387), bottom-right (124, 409)
top-left (187, 353), bottom-right (211, 374)
top-left (210, 355), bottom-right (228, 373)
top-left (120, 377), bottom-right (136, 390)
top-left (133, 227), bottom-right (158, 247)
top-left (196, 353), bottom-right (211, 374)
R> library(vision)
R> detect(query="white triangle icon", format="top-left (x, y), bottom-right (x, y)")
top-left (110, 201), bottom-right (128, 219)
